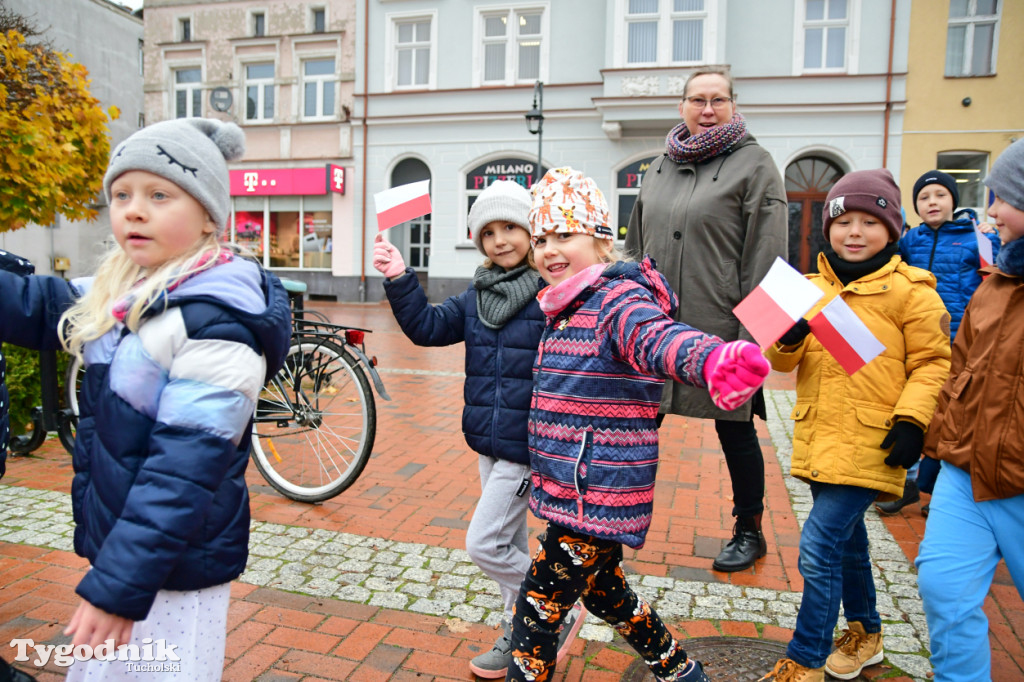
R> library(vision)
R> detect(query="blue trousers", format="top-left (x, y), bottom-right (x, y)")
top-left (787, 482), bottom-right (881, 668)
top-left (916, 462), bottom-right (1024, 682)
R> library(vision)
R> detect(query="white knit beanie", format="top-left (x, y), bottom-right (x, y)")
top-left (468, 180), bottom-right (532, 255)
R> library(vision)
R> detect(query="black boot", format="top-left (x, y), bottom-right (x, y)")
top-left (875, 479), bottom-right (920, 515)
top-left (712, 514), bottom-right (767, 572)
top-left (0, 658), bottom-right (39, 682)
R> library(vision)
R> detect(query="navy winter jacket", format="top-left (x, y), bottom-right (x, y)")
top-left (0, 259), bottom-right (291, 620)
top-left (383, 268), bottom-right (544, 465)
top-left (898, 208), bottom-right (1001, 340)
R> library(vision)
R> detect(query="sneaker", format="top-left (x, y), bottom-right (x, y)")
top-left (824, 621), bottom-right (883, 680)
top-left (469, 620), bottom-right (512, 679)
top-left (875, 480), bottom-right (920, 515)
top-left (758, 658), bottom-right (824, 681)
top-left (555, 602), bottom-right (587, 662)
top-left (658, 658), bottom-right (711, 681)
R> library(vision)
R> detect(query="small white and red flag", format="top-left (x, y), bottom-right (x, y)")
top-left (733, 257), bottom-right (824, 348)
top-left (808, 296), bottom-right (885, 375)
top-left (373, 180), bottom-right (431, 232)
top-left (974, 222), bottom-right (994, 269)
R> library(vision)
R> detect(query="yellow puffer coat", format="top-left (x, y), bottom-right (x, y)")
top-left (766, 254), bottom-right (952, 501)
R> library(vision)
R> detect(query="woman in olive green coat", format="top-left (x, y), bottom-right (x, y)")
top-left (625, 67), bottom-right (788, 573)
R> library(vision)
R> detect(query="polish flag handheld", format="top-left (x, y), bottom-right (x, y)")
top-left (373, 180), bottom-right (432, 232)
top-left (733, 257), bottom-right (825, 348)
top-left (808, 296), bottom-right (886, 375)
top-left (973, 220), bottom-right (994, 269)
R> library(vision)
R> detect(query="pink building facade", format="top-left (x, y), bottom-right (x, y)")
top-left (143, 0), bottom-right (356, 293)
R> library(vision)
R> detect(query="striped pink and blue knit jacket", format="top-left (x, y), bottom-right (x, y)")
top-left (528, 257), bottom-right (722, 549)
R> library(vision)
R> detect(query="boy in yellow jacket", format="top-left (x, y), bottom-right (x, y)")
top-left (759, 169), bottom-right (951, 682)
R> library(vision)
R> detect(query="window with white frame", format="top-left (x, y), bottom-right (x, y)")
top-left (245, 63), bottom-right (274, 122)
top-left (945, 0), bottom-right (1000, 77)
top-left (479, 8), bottom-right (544, 85)
top-left (395, 18), bottom-right (431, 88)
top-left (302, 58), bottom-right (336, 119)
top-left (802, 0), bottom-right (848, 70)
top-left (312, 7), bottom-right (327, 33)
top-left (624, 0), bottom-right (709, 66)
top-left (173, 67), bottom-right (202, 118)
top-left (178, 17), bottom-right (192, 42)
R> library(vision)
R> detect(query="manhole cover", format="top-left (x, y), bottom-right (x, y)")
top-left (619, 637), bottom-right (868, 681)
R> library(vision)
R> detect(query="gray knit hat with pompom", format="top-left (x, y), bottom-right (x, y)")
top-left (103, 118), bottom-right (246, 234)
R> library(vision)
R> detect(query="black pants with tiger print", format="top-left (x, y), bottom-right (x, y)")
top-left (506, 522), bottom-right (690, 682)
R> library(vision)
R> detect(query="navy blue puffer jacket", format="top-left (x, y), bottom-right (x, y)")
top-left (0, 259), bottom-right (291, 620)
top-left (898, 208), bottom-right (1001, 340)
top-left (383, 268), bottom-right (544, 465)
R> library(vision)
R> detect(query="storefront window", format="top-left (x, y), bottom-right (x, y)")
top-left (616, 156), bottom-right (657, 241)
top-left (231, 195), bottom-right (332, 269)
top-left (233, 196), bottom-right (265, 258)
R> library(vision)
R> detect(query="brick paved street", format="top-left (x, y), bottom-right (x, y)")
top-left (1, 301), bottom-right (1021, 681)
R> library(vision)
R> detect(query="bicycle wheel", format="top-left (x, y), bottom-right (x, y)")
top-left (250, 336), bottom-right (376, 502)
top-left (9, 407), bottom-right (45, 455)
top-left (58, 355), bottom-right (84, 454)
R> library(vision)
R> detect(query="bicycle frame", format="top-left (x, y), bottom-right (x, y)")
top-left (291, 318), bottom-right (391, 401)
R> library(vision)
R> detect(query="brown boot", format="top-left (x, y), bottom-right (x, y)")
top-left (758, 658), bottom-right (824, 681)
top-left (825, 621), bottom-right (884, 680)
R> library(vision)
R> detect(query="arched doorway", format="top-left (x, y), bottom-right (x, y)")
top-left (786, 156), bottom-right (844, 273)
top-left (390, 158), bottom-right (431, 271)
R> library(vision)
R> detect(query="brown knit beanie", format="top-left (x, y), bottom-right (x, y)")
top-left (822, 169), bottom-right (902, 242)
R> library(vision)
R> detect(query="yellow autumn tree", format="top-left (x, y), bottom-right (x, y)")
top-left (0, 5), bottom-right (118, 231)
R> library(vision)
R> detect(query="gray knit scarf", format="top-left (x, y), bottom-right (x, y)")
top-left (474, 264), bottom-right (540, 330)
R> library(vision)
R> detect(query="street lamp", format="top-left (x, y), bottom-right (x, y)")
top-left (524, 80), bottom-right (544, 186)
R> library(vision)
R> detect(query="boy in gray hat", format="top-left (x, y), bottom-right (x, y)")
top-left (916, 137), bottom-right (1024, 682)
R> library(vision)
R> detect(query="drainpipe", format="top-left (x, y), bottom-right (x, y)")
top-left (358, 0), bottom-right (370, 302)
top-left (882, 0), bottom-right (896, 168)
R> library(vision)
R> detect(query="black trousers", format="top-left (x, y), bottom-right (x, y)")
top-left (506, 523), bottom-right (689, 682)
top-left (714, 417), bottom-right (765, 518)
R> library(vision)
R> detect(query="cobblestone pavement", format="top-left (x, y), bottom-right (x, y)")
top-left (1, 301), bottom-right (1021, 681)
top-left (0, 389), bottom-right (930, 680)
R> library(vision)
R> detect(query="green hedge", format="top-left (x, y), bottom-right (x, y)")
top-left (3, 344), bottom-right (71, 436)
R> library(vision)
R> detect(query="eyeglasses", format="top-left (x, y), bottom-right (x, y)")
top-left (683, 96), bottom-right (733, 110)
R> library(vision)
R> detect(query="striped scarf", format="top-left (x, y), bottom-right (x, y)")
top-left (112, 251), bottom-right (234, 322)
top-left (665, 113), bottom-right (747, 164)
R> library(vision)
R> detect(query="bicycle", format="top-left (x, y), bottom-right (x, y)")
top-left (248, 279), bottom-right (391, 503)
top-left (9, 347), bottom-right (78, 456)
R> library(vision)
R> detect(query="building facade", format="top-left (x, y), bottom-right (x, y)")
top-left (1, 0), bottom-right (143, 279)
top-left (900, 0), bottom-right (1022, 221)
top-left (351, 0), bottom-right (913, 302)
top-left (141, 0), bottom-right (357, 295)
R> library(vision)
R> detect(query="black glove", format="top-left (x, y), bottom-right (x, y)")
top-left (881, 421), bottom-right (925, 469)
top-left (777, 318), bottom-right (811, 346)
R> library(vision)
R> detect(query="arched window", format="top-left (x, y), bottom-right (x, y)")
top-left (390, 158), bottom-right (432, 271)
top-left (785, 156), bottom-right (844, 273)
top-left (615, 156), bottom-right (658, 242)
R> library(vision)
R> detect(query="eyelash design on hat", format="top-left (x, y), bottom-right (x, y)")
top-left (156, 145), bottom-right (198, 178)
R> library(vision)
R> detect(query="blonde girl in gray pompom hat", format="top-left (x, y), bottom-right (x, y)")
top-left (373, 179), bottom-right (586, 677)
top-left (0, 117), bottom-right (293, 681)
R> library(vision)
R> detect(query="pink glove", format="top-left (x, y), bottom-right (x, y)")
top-left (373, 234), bottom-right (406, 279)
top-left (702, 340), bottom-right (770, 411)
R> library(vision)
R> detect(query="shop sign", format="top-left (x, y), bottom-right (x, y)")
top-left (230, 168), bottom-right (328, 196)
top-left (326, 164), bottom-right (345, 195)
top-left (465, 158), bottom-right (546, 191)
